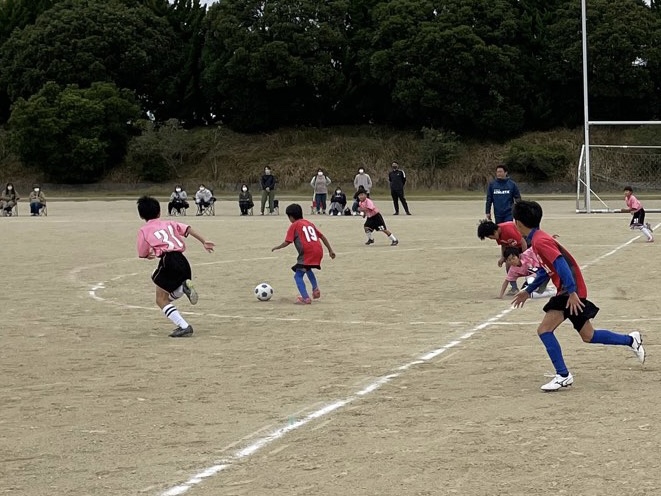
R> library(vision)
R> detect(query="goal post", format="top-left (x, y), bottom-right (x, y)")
top-left (576, 121), bottom-right (661, 214)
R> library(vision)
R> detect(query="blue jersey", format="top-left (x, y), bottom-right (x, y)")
top-left (485, 178), bottom-right (521, 222)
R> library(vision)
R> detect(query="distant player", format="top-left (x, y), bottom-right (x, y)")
top-left (510, 200), bottom-right (645, 392)
top-left (622, 186), bottom-right (653, 242)
top-left (477, 219), bottom-right (527, 295)
top-left (136, 196), bottom-right (215, 337)
top-left (357, 187), bottom-right (399, 246)
top-left (271, 203), bottom-right (336, 304)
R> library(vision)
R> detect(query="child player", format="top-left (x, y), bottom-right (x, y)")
top-left (510, 200), bottom-right (645, 392)
top-left (622, 186), bottom-right (654, 242)
top-left (136, 196), bottom-right (215, 337)
top-left (272, 203), bottom-right (336, 304)
top-left (357, 187), bottom-right (399, 246)
top-left (498, 246), bottom-right (549, 299)
top-left (477, 219), bottom-right (527, 295)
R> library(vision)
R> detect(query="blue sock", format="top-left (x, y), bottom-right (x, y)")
top-left (590, 329), bottom-right (633, 346)
top-left (294, 271), bottom-right (309, 299)
top-left (539, 332), bottom-right (569, 376)
top-left (306, 270), bottom-right (318, 289)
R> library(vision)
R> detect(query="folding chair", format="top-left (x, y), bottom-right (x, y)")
top-left (172, 205), bottom-right (187, 217)
top-left (3, 202), bottom-right (18, 217)
top-left (273, 199), bottom-right (279, 215)
top-left (39, 204), bottom-right (47, 216)
top-left (198, 197), bottom-right (216, 216)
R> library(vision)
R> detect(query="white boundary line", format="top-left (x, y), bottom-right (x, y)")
top-left (156, 228), bottom-right (655, 496)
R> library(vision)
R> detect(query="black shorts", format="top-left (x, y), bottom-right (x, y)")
top-left (364, 213), bottom-right (387, 231)
top-left (291, 263), bottom-right (321, 272)
top-left (542, 294), bottom-right (600, 331)
top-left (630, 208), bottom-right (646, 227)
top-left (152, 251), bottom-right (192, 292)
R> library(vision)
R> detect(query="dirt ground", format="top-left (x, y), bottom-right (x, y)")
top-left (1, 197), bottom-right (659, 496)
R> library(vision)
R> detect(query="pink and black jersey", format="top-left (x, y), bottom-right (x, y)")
top-left (530, 229), bottom-right (587, 298)
top-left (358, 198), bottom-right (379, 218)
top-left (137, 219), bottom-right (190, 258)
top-left (285, 219), bottom-right (324, 267)
top-left (625, 194), bottom-right (643, 212)
top-left (498, 221), bottom-right (524, 250)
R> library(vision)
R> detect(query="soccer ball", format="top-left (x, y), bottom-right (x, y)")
top-left (255, 283), bottom-right (274, 301)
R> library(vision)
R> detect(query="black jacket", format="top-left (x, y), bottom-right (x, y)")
top-left (260, 174), bottom-right (276, 190)
top-left (388, 169), bottom-right (406, 190)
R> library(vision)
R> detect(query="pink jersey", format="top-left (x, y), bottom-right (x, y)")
top-left (137, 219), bottom-right (190, 258)
top-left (626, 194), bottom-right (642, 212)
top-left (359, 197), bottom-right (379, 218)
top-left (506, 248), bottom-right (541, 282)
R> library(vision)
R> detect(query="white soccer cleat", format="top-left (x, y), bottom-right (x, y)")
top-left (629, 331), bottom-right (645, 364)
top-left (540, 373), bottom-right (574, 392)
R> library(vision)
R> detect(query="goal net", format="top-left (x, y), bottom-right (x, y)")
top-left (577, 141), bottom-right (661, 213)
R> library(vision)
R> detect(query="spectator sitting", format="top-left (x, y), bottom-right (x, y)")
top-left (29, 184), bottom-right (46, 216)
top-left (328, 188), bottom-right (347, 216)
top-left (1, 182), bottom-right (19, 216)
top-left (168, 185), bottom-right (189, 215)
top-left (195, 184), bottom-right (214, 215)
top-left (238, 184), bottom-right (254, 215)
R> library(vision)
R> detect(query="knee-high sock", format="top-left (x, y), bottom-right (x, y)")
top-left (163, 304), bottom-right (189, 328)
top-left (294, 271), bottom-right (309, 299)
top-left (539, 332), bottom-right (569, 376)
top-left (306, 270), bottom-right (318, 290)
top-left (590, 329), bottom-right (633, 346)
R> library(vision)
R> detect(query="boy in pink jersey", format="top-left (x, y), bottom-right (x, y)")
top-left (357, 187), bottom-right (398, 246)
top-left (511, 200), bottom-right (645, 392)
top-left (137, 196), bottom-right (215, 337)
top-left (622, 186), bottom-right (653, 242)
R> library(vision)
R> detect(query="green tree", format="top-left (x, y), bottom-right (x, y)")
top-left (201, 0), bottom-right (349, 131)
top-left (8, 81), bottom-right (140, 183)
top-left (366, 0), bottom-right (526, 138)
top-left (0, 0), bottom-right (182, 120)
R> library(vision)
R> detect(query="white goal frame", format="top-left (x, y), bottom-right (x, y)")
top-left (576, 0), bottom-right (661, 214)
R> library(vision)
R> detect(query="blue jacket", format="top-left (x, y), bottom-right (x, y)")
top-left (485, 177), bottom-right (521, 222)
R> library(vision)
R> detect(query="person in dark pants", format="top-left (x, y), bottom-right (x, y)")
top-left (388, 161), bottom-right (410, 215)
top-left (260, 166), bottom-right (277, 215)
top-left (485, 164), bottom-right (521, 223)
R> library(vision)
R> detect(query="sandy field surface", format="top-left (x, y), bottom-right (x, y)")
top-left (1, 197), bottom-right (659, 496)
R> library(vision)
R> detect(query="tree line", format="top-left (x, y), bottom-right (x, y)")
top-left (0, 0), bottom-right (659, 183)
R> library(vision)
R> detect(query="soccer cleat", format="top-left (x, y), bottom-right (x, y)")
top-left (182, 279), bottom-right (198, 305)
top-left (391, 239), bottom-right (399, 246)
top-left (312, 288), bottom-right (321, 299)
top-left (365, 239), bottom-right (375, 245)
top-left (506, 288), bottom-right (519, 296)
top-left (296, 296), bottom-right (312, 305)
top-left (540, 373), bottom-right (574, 392)
top-left (629, 331), bottom-right (645, 364)
top-left (169, 325), bottom-right (194, 338)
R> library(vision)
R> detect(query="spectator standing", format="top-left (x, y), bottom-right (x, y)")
top-left (485, 164), bottom-right (521, 223)
top-left (388, 161), bottom-right (411, 215)
top-left (310, 169), bottom-right (331, 215)
top-left (352, 168), bottom-right (372, 214)
top-left (260, 166), bottom-right (277, 215)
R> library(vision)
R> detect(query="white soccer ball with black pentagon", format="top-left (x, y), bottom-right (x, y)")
top-left (255, 282), bottom-right (274, 301)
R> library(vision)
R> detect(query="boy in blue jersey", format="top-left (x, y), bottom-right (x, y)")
top-left (485, 165), bottom-right (521, 223)
top-left (510, 200), bottom-right (645, 392)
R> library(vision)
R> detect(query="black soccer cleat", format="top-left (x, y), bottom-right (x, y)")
top-left (169, 325), bottom-right (194, 338)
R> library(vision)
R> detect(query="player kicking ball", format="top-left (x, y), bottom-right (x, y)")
top-left (510, 200), bottom-right (645, 392)
top-left (357, 187), bottom-right (399, 246)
